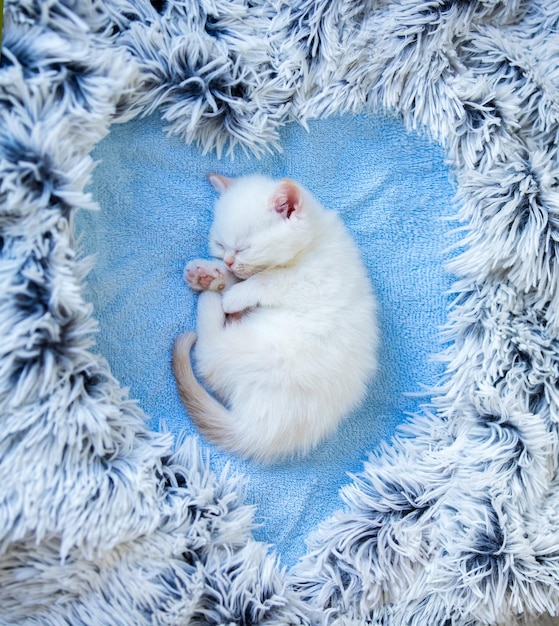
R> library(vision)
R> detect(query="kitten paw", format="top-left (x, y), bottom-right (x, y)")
top-left (184, 259), bottom-right (232, 292)
top-left (222, 282), bottom-right (254, 315)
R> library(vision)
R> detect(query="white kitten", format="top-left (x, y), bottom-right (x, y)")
top-left (173, 173), bottom-right (378, 463)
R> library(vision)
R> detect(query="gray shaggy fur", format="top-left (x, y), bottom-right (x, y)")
top-left (1, 0), bottom-right (559, 624)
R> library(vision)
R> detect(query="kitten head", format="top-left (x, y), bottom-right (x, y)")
top-left (207, 174), bottom-right (317, 279)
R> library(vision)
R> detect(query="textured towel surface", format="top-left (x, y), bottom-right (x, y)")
top-left (77, 111), bottom-right (456, 565)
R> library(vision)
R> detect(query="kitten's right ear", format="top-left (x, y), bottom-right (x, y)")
top-left (273, 179), bottom-right (302, 219)
top-left (208, 174), bottom-right (233, 194)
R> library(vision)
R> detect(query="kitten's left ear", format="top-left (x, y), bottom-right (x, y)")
top-left (208, 173), bottom-right (233, 194)
top-left (273, 179), bottom-right (302, 219)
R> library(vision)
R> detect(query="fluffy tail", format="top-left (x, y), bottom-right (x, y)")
top-left (172, 332), bottom-right (235, 449)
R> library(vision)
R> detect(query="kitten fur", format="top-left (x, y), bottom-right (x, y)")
top-left (173, 174), bottom-right (378, 463)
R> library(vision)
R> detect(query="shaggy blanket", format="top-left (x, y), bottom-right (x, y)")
top-left (2, 0), bottom-right (559, 624)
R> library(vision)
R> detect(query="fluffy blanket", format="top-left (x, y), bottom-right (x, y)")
top-left (2, 1), bottom-right (559, 624)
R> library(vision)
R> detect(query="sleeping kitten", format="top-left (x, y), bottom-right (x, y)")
top-left (173, 173), bottom-right (378, 463)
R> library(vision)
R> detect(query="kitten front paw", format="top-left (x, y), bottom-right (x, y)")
top-left (184, 259), bottom-right (233, 292)
top-left (222, 282), bottom-right (254, 315)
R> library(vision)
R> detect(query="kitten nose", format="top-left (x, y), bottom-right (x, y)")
top-left (224, 254), bottom-right (235, 268)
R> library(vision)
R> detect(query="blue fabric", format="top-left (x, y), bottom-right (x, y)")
top-left (77, 111), bottom-right (456, 566)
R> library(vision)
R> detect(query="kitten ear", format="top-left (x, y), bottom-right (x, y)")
top-left (273, 179), bottom-right (302, 219)
top-left (208, 173), bottom-right (233, 194)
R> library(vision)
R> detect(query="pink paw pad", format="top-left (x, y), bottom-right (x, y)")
top-left (184, 260), bottom-right (228, 292)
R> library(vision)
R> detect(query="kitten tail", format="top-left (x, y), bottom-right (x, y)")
top-left (172, 332), bottom-right (235, 449)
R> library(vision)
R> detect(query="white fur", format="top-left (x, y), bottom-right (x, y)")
top-left (175, 174), bottom-right (378, 462)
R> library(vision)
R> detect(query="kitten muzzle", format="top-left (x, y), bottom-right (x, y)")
top-left (232, 265), bottom-right (253, 279)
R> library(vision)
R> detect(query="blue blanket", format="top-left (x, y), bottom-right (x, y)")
top-left (77, 110), bottom-right (456, 566)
